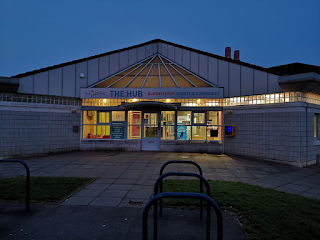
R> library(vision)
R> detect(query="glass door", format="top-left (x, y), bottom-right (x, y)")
top-left (141, 112), bottom-right (160, 151)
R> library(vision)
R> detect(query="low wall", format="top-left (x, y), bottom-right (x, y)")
top-left (0, 103), bottom-right (81, 159)
top-left (80, 139), bottom-right (223, 154)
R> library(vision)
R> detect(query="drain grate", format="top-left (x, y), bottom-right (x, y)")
top-left (128, 201), bottom-right (143, 206)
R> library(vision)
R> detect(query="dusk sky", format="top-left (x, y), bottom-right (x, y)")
top-left (0, 0), bottom-right (319, 77)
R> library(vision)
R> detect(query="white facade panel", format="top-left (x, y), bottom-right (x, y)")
top-left (182, 49), bottom-right (191, 69)
top-left (49, 68), bottom-right (62, 96)
top-left (128, 48), bottom-right (137, 66)
top-left (218, 60), bottom-right (229, 97)
top-left (146, 44), bottom-right (153, 57)
top-left (75, 62), bottom-right (88, 98)
top-left (161, 43), bottom-right (168, 57)
top-left (34, 72), bottom-right (49, 95)
top-left (109, 53), bottom-right (120, 75)
top-left (254, 70), bottom-right (268, 95)
top-left (229, 63), bottom-right (241, 97)
top-left (240, 66), bottom-right (254, 96)
top-left (119, 50), bottom-right (129, 70)
top-left (137, 46), bottom-right (146, 61)
top-left (174, 47), bottom-right (183, 65)
top-left (153, 43), bottom-right (158, 54)
top-left (62, 64), bottom-right (76, 97)
top-left (98, 56), bottom-right (109, 80)
top-left (208, 57), bottom-right (218, 86)
top-left (190, 52), bottom-right (199, 75)
top-left (167, 45), bottom-right (174, 60)
top-left (88, 59), bottom-right (99, 86)
top-left (268, 73), bottom-right (282, 93)
top-left (18, 75), bottom-right (34, 94)
top-left (199, 55), bottom-right (208, 79)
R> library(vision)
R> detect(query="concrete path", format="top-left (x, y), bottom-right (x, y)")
top-left (1, 151), bottom-right (320, 208)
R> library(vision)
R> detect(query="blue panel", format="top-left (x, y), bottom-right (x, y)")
top-left (88, 59), bottom-right (99, 86)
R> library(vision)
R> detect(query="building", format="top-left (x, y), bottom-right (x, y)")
top-left (1, 39), bottom-right (320, 167)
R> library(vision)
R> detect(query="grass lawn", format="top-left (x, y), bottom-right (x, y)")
top-left (162, 180), bottom-right (320, 240)
top-left (0, 176), bottom-right (94, 204)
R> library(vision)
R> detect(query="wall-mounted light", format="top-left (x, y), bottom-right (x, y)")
top-left (79, 73), bottom-right (85, 78)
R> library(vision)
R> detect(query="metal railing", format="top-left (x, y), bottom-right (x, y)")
top-left (159, 160), bottom-right (204, 218)
top-left (155, 172), bottom-right (211, 219)
top-left (0, 159), bottom-right (30, 212)
top-left (143, 192), bottom-right (223, 240)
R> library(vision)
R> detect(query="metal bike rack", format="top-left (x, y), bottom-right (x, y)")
top-left (143, 192), bottom-right (223, 240)
top-left (159, 160), bottom-right (204, 218)
top-left (0, 159), bottom-right (30, 212)
top-left (155, 172), bottom-right (211, 219)
top-left (159, 160), bottom-right (203, 176)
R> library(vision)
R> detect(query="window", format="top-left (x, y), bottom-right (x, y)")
top-left (83, 111), bottom-right (97, 139)
top-left (192, 112), bottom-right (206, 140)
top-left (161, 111), bottom-right (175, 140)
top-left (128, 111), bottom-right (141, 139)
top-left (207, 111), bottom-right (221, 141)
top-left (82, 111), bottom-right (125, 139)
top-left (177, 111), bottom-right (191, 140)
top-left (314, 114), bottom-right (319, 140)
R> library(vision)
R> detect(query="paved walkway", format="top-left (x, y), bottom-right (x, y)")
top-left (1, 151), bottom-right (320, 207)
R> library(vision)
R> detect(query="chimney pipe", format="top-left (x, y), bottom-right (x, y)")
top-left (234, 50), bottom-right (240, 60)
top-left (225, 47), bottom-right (231, 59)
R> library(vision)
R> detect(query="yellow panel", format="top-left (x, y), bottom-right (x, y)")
top-left (110, 76), bottom-right (134, 88)
top-left (161, 58), bottom-right (170, 63)
top-left (173, 75), bottom-right (194, 87)
top-left (144, 75), bottom-right (160, 88)
top-left (118, 65), bottom-right (139, 76)
top-left (142, 56), bottom-right (153, 63)
top-left (150, 56), bottom-right (162, 63)
top-left (94, 75), bottom-right (121, 88)
top-left (166, 65), bottom-right (180, 75)
top-left (161, 76), bottom-right (177, 88)
top-left (149, 64), bottom-right (159, 76)
top-left (127, 76), bottom-right (145, 88)
top-left (186, 74), bottom-right (212, 87)
top-left (171, 64), bottom-right (188, 74)
top-left (139, 65), bottom-right (152, 75)
top-left (160, 65), bottom-right (169, 75)
top-left (128, 65), bottom-right (144, 75)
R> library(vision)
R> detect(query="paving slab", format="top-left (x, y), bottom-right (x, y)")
top-left (0, 204), bottom-right (244, 240)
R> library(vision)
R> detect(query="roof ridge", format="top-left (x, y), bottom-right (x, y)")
top-left (12, 39), bottom-right (284, 78)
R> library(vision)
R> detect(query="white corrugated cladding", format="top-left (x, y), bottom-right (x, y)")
top-left (17, 41), bottom-right (282, 98)
top-left (17, 43), bottom-right (158, 98)
top-left (158, 42), bottom-right (282, 98)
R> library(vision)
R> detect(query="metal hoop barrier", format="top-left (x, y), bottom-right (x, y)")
top-left (143, 192), bottom-right (223, 240)
top-left (159, 160), bottom-right (203, 176)
top-left (0, 159), bottom-right (30, 212)
top-left (159, 160), bottom-right (204, 218)
top-left (155, 172), bottom-right (211, 220)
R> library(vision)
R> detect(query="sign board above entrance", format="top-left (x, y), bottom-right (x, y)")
top-left (80, 88), bottom-right (223, 99)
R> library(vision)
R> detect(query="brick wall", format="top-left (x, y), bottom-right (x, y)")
top-left (0, 109), bottom-right (80, 158)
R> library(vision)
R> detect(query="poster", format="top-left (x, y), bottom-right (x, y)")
top-left (177, 126), bottom-right (187, 140)
top-left (111, 125), bottom-right (125, 139)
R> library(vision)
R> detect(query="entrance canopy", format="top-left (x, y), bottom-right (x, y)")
top-left (80, 54), bottom-right (223, 99)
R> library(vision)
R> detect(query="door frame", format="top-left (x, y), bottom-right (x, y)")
top-left (141, 111), bottom-right (161, 151)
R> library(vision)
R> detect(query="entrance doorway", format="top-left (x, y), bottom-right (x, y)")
top-left (141, 111), bottom-right (160, 151)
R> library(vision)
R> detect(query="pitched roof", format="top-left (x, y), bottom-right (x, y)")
top-left (12, 39), bottom-right (285, 78)
top-left (92, 54), bottom-right (216, 88)
top-left (268, 63), bottom-right (320, 75)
